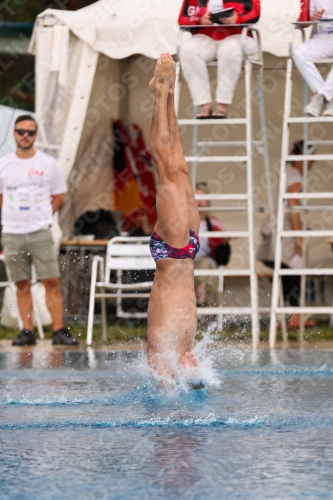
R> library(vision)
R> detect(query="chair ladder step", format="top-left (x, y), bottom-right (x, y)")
top-left (278, 268), bottom-right (333, 276)
top-left (194, 269), bottom-right (251, 277)
top-left (197, 307), bottom-right (253, 315)
top-left (281, 230), bottom-right (333, 237)
top-left (276, 307), bottom-right (333, 314)
top-left (283, 193), bottom-right (333, 200)
top-left (195, 193), bottom-right (249, 201)
top-left (200, 231), bottom-right (250, 238)
top-left (178, 118), bottom-right (247, 125)
top-left (288, 116), bottom-right (333, 123)
top-left (185, 155), bottom-right (248, 163)
top-left (286, 154), bottom-right (333, 161)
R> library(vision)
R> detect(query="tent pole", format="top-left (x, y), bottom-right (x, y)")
top-left (57, 43), bottom-right (98, 179)
top-left (119, 57), bottom-right (130, 121)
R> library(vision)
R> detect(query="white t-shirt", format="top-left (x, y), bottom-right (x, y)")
top-left (285, 165), bottom-right (303, 208)
top-left (196, 220), bottom-right (211, 261)
top-left (0, 150), bottom-right (67, 234)
top-left (286, 165), bottom-right (303, 191)
top-left (207, 0), bottom-right (223, 13)
top-left (311, 0), bottom-right (333, 35)
top-left (195, 220), bottom-right (215, 268)
top-left (310, 0), bottom-right (333, 18)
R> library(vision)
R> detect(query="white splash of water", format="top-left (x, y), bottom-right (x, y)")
top-left (135, 320), bottom-right (221, 393)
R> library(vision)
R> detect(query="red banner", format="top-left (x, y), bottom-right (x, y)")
top-left (300, 0), bottom-right (310, 21)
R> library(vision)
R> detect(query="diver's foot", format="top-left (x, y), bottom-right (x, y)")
top-left (168, 57), bottom-right (176, 94)
top-left (155, 53), bottom-right (175, 85)
top-left (148, 76), bottom-right (156, 92)
top-left (149, 53), bottom-right (175, 93)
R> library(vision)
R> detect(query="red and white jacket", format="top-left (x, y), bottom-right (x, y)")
top-left (178, 0), bottom-right (260, 41)
top-left (206, 216), bottom-right (226, 260)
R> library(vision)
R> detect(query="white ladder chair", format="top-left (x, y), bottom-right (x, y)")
top-left (176, 25), bottom-right (274, 348)
top-left (86, 236), bottom-right (155, 346)
top-left (269, 22), bottom-right (333, 348)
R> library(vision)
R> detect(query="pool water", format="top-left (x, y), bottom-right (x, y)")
top-left (1, 346), bottom-right (333, 499)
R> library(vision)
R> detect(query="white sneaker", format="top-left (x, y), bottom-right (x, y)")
top-left (323, 100), bottom-right (333, 116)
top-left (304, 94), bottom-right (324, 117)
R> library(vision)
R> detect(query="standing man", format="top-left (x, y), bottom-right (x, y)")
top-left (0, 115), bottom-right (78, 346)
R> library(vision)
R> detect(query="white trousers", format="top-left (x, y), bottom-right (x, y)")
top-left (179, 34), bottom-right (256, 106)
top-left (293, 35), bottom-right (333, 102)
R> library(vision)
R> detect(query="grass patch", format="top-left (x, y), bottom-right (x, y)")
top-left (0, 320), bottom-right (148, 344)
top-left (0, 318), bottom-right (332, 345)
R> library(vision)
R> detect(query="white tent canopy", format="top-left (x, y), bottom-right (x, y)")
top-left (30, 0), bottom-right (302, 235)
top-left (33, 0), bottom-right (302, 60)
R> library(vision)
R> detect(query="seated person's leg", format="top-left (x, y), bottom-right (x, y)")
top-left (293, 38), bottom-right (330, 116)
top-left (213, 35), bottom-right (254, 117)
top-left (179, 34), bottom-right (216, 118)
top-left (322, 64), bottom-right (333, 116)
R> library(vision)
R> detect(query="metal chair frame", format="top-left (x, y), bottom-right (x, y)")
top-left (269, 22), bottom-right (333, 347)
top-left (175, 25), bottom-right (273, 347)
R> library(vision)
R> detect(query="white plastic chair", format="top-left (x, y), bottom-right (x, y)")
top-left (86, 236), bottom-right (230, 345)
top-left (86, 236), bottom-right (155, 345)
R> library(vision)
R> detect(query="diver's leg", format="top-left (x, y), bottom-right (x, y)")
top-left (166, 77), bottom-right (200, 364)
top-left (149, 54), bottom-right (190, 248)
top-left (166, 73), bottom-right (200, 234)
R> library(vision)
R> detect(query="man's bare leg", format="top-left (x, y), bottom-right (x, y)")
top-left (149, 54), bottom-right (189, 248)
top-left (166, 59), bottom-right (200, 369)
top-left (149, 55), bottom-right (199, 239)
top-left (42, 278), bottom-right (64, 331)
top-left (166, 67), bottom-right (200, 235)
top-left (16, 280), bottom-right (33, 330)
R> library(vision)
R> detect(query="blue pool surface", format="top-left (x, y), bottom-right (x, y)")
top-left (1, 347), bottom-right (333, 499)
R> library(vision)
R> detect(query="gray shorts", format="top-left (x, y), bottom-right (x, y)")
top-left (2, 229), bottom-right (60, 283)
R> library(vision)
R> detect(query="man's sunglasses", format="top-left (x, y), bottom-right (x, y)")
top-left (15, 129), bottom-right (37, 137)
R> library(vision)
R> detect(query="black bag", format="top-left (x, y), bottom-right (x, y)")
top-left (206, 217), bottom-right (231, 266)
top-left (214, 243), bottom-right (231, 266)
top-left (74, 210), bottom-right (119, 240)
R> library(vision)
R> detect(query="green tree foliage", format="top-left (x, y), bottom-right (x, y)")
top-left (0, 0), bottom-right (96, 111)
top-left (0, 0), bottom-right (96, 22)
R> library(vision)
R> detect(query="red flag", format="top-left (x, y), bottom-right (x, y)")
top-left (300, 0), bottom-right (310, 21)
top-left (112, 119), bottom-right (157, 234)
